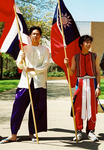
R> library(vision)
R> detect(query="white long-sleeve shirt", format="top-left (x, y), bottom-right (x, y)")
top-left (16, 44), bottom-right (50, 89)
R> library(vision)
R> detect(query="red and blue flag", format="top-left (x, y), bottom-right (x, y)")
top-left (51, 0), bottom-right (81, 87)
top-left (0, 0), bottom-right (31, 60)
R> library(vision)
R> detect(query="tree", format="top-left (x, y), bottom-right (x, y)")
top-left (0, 22), bottom-right (4, 37)
top-left (15, 0), bottom-right (56, 39)
top-left (15, 0), bottom-right (56, 21)
top-left (0, 22), bottom-right (4, 79)
top-left (0, 0), bottom-right (56, 78)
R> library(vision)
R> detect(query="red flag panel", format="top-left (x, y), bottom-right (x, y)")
top-left (51, 0), bottom-right (81, 87)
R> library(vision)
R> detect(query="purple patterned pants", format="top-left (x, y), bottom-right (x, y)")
top-left (11, 78), bottom-right (47, 134)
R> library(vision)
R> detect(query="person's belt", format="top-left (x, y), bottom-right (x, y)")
top-left (78, 76), bottom-right (95, 79)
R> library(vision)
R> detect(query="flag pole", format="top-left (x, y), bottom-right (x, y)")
top-left (13, 4), bottom-right (39, 144)
top-left (57, 0), bottom-right (78, 142)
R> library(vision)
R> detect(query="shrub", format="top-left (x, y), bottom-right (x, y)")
top-left (47, 71), bottom-right (65, 77)
top-left (3, 67), bottom-right (20, 78)
top-left (48, 63), bottom-right (63, 72)
top-left (3, 70), bottom-right (10, 77)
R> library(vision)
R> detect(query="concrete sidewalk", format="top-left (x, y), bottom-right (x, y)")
top-left (0, 80), bottom-right (104, 150)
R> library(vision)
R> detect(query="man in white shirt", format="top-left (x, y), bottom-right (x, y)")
top-left (0, 26), bottom-right (50, 143)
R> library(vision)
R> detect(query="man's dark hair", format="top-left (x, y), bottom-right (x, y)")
top-left (78, 35), bottom-right (93, 50)
top-left (29, 26), bottom-right (42, 35)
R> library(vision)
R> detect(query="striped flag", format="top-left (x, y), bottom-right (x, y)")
top-left (0, 0), bottom-right (31, 60)
top-left (51, 0), bottom-right (81, 87)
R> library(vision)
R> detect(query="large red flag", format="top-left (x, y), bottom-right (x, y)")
top-left (0, 0), bottom-right (31, 60)
top-left (0, 0), bottom-right (14, 21)
top-left (51, 0), bottom-right (81, 87)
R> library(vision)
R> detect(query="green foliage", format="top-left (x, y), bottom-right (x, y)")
top-left (47, 63), bottom-right (65, 77)
top-left (0, 0), bottom-right (56, 79)
top-left (2, 53), bottom-right (11, 59)
top-left (47, 71), bottom-right (65, 77)
top-left (3, 67), bottom-right (20, 78)
top-left (48, 63), bottom-right (64, 72)
top-left (1, 53), bottom-right (19, 79)
top-left (15, 0), bottom-right (56, 21)
top-left (3, 70), bottom-right (10, 77)
top-left (15, 0), bottom-right (55, 40)
top-left (100, 69), bottom-right (104, 76)
top-left (0, 22), bottom-right (4, 37)
top-left (9, 70), bottom-right (19, 78)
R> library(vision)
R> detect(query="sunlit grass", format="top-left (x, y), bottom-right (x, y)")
top-left (0, 79), bottom-right (19, 93)
top-left (99, 78), bottom-right (104, 99)
top-left (0, 78), bottom-right (104, 99)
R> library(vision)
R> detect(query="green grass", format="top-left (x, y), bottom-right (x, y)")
top-left (99, 78), bottom-right (104, 99)
top-left (0, 78), bottom-right (104, 99)
top-left (0, 79), bottom-right (19, 93)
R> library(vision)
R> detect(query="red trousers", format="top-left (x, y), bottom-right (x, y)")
top-left (73, 78), bottom-right (98, 133)
top-left (75, 107), bottom-right (96, 133)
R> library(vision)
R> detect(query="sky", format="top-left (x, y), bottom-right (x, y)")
top-left (16, 0), bottom-right (104, 22)
top-left (62, 0), bottom-right (104, 22)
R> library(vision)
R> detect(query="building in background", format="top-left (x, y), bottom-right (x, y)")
top-left (43, 21), bottom-right (104, 61)
top-left (76, 21), bottom-right (91, 36)
top-left (76, 21), bottom-right (104, 59)
top-left (91, 22), bottom-right (104, 59)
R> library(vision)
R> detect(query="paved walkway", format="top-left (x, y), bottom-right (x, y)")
top-left (0, 80), bottom-right (104, 150)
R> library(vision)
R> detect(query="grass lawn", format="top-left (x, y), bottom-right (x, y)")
top-left (99, 78), bottom-right (104, 99)
top-left (0, 79), bottom-right (19, 93)
top-left (0, 78), bottom-right (104, 99)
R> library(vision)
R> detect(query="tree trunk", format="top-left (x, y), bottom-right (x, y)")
top-left (0, 55), bottom-right (3, 79)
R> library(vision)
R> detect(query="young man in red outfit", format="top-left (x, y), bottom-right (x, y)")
top-left (64, 35), bottom-right (100, 141)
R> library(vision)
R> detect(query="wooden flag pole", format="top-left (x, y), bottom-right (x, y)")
top-left (57, 0), bottom-right (78, 142)
top-left (13, 4), bottom-right (39, 144)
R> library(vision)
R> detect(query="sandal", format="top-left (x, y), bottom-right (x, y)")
top-left (0, 138), bottom-right (16, 144)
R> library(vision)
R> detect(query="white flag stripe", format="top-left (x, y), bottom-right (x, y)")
top-left (0, 4), bottom-right (31, 53)
top-left (0, 17), bottom-right (18, 52)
